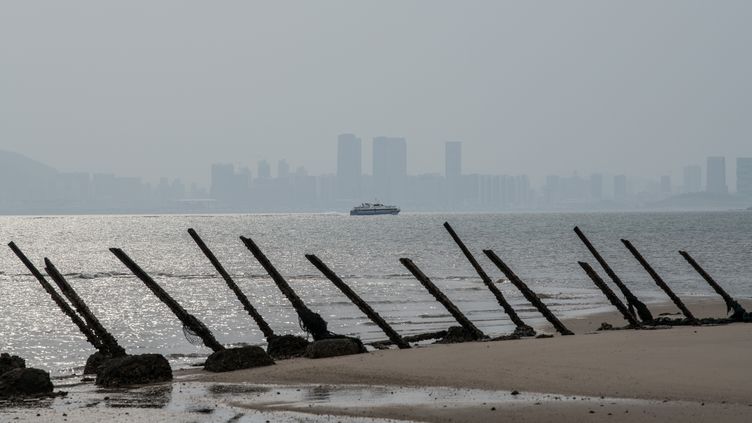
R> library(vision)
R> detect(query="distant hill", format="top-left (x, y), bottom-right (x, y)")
top-left (0, 150), bottom-right (59, 204)
top-left (649, 191), bottom-right (751, 210)
top-left (0, 149), bottom-right (58, 177)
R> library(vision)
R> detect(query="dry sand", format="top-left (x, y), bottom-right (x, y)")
top-left (186, 297), bottom-right (752, 422)
top-left (3, 297), bottom-right (751, 422)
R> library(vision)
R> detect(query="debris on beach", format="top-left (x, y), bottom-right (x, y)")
top-left (437, 326), bottom-right (479, 344)
top-left (96, 354), bottom-right (173, 387)
top-left (204, 346), bottom-right (275, 372)
top-left (369, 330), bottom-right (448, 349)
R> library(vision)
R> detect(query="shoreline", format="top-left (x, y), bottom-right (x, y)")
top-left (183, 297), bottom-right (752, 403)
top-left (3, 296), bottom-right (751, 422)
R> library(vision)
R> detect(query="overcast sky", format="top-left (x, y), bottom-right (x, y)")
top-left (1, 1), bottom-right (750, 187)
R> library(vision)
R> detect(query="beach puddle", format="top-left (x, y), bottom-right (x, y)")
top-left (0, 379), bottom-right (723, 422)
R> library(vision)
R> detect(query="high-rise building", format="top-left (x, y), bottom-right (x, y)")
top-left (445, 142), bottom-right (462, 179)
top-left (682, 165), bottom-right (702, 193)
top-left (372, 136), bottom-right (407, 203)
top-left (544, 175), bottom-right (560, 204)
top-left (660, 175), bottom-right (671, 194)
top-left (738, 157), bottom-right (752, 196)
top-left (589, 173), bottom-right (603, 200)
top-left (336, 134), bottom-right (362, 200)
top-left (277, 159), bottom-right (290, 179)
top-left (210, 163), bottom-right (235, 200)
top-left (445, 142), bottom-right (462, 207)
top-left (257, 160), bottom-right (271, 179)
top-left (614, 175), bottom-right (627, 200)
top-left (706, 156), bottom-right (727, 193)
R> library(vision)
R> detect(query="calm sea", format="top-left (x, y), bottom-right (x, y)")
top-left (1, 212), bottom-right (750, 376)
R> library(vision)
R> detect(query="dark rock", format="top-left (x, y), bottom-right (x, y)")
top-left (204, 346), bottom-right (274, 372)
top-left (84, 352), bottom-right (112, 375)
top-left (512, 326), bottom-right (537, 338)
top-left (267, 335), bottom-right (310, 360)
top-left (304, 337), bottom-right (367, 359)
top-left (598, 322), bottom-right (614, 331)
top-left (0, 368), bottom-right (53, 397)
top-left (96, 354), bottom-right (172, 387)
top-left (0, 353), bottom-right (25, 376)
top-left (436, 326), bottom-right (477, 344)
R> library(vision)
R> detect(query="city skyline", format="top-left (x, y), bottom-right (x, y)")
top-left (2, 134), bottom-right (751, 214)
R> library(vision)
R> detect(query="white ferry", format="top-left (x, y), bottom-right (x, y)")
top-left (350, 202), bottom-right (400, 216)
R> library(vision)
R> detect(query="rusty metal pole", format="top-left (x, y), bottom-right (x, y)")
top-left (239, 236), bottom-right (331, 341)
top-left (8, 242), bottom-right (103, 351)
top-left (400, 258), bottom-right (487, 340)
top-left (621, 239), bottom-right (697, 322)
top-left (188, 228), bottom-right (276, 339)
top-left (574, 226), bottom-right (653, 322)
top-left (578, 261), bottom-right (641, 327)
top-left (306, 254), bottom-right (410, 349)
top-left (482, 249), bottom-right (574, 336)
top-left (443, 222), bottom-right (533, 334)
top-left (679, 250), bottom-right (747, 320)
top-left (110, 248), bottom-right (225, 352)
top-left (44, 258), bottom-right (127, 357)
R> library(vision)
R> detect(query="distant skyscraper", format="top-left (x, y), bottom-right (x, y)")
top-left (589, 173), bottom-right (603, 200)
top-left (210, 163), bottom-right (235, 200)
top-left (614, 175), bottom-right (627, 200)
top-left (682, 165), bottom-right (702, 193)
top-left (738, 157), bottom-right (752, 196)
top-left (706, 157), bottom-right (727, 193)
top-left (372, 136), bottom-right (407, 203)
top-left (336, 134), bottom-right (362, 200)
top-left (257, 160), bottom-right (271, 179)
top-left (445, 142), bottom-right (462, 179)
top-left (660, 175), bottom-right (671, 194)
top-left (544, 175), bottom-right (560, 204)
top-left (277, 159), bottom-right (290, 179)
top-left (445, 142), bottom-right (462, 207)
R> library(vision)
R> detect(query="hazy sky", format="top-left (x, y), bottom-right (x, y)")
top-left (2, 1), bottom-right (751, 187)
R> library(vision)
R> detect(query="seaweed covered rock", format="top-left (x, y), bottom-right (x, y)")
top-left (84, 351), bottom-right (112, 375)
top-left (436, 326), bottom-right (478, 344)
top-left (0, 368), bottom-right (53, 397)
top-left (204, 346), bottom-right (275, 372)
top-left (96, 354), bottom-right (172, 387)
top-left (512, 325), bottom-right (537, 338)
top-left (0, 353), bottom-right (25, 376)
top-left (304, 337), bottom-right (366, 359)
top-left (267, 335), bottom-right (310, 360)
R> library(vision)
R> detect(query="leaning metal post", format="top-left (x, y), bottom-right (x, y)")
top-left (621, 239), bottom-right (697, 322)
top-left (482, 249), bottom-right (574, 336)
top-left (110, 247), bottom-right (225, 352)
top-left (574, 226), bottom-right (653, 322)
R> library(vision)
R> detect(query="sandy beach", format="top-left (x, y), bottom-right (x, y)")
top-left (3, 297), bottom-right (751, 422)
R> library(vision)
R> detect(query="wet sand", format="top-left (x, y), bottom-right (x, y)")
top-left (2, 297), bottom-right (751, 422)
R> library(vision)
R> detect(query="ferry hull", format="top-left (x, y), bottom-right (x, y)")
top-left (350, 209), bottom-right (400, 216)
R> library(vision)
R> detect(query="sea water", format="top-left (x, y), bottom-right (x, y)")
top-left (0, 211), bottom-right (750, 376)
